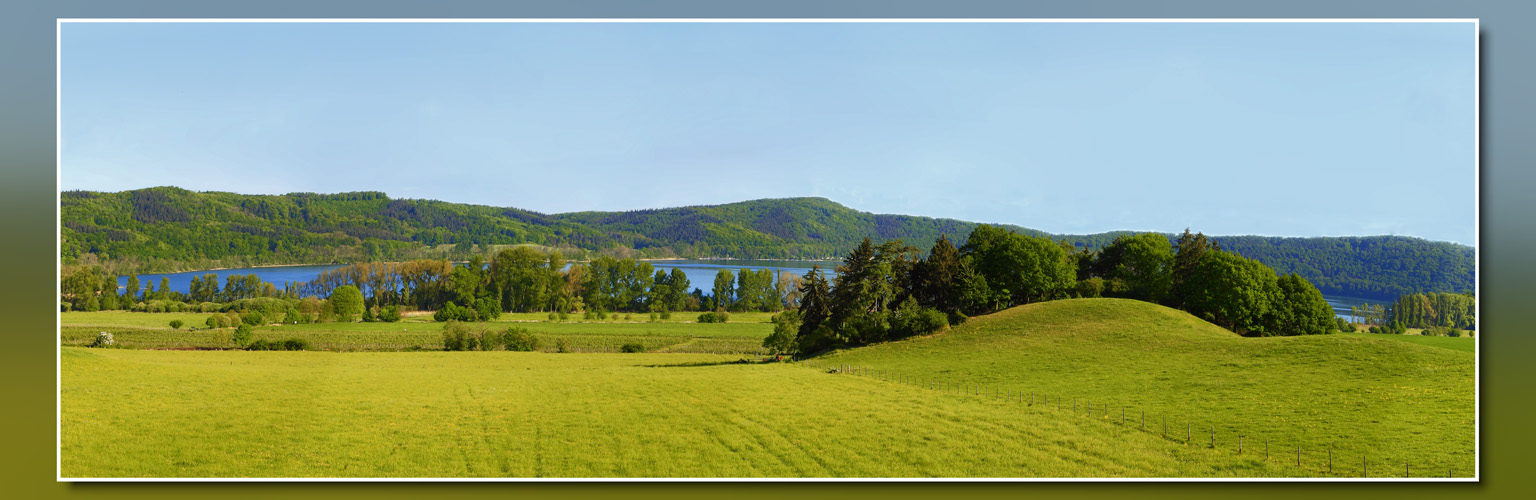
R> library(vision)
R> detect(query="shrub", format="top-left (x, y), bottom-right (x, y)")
top-left (1368, 326), bottom-right (1382, 334)
top-left (246, 338), bottom-right (311, 351)
top-left (283, 309), bottom-right (303, 325)
top-left (205, 316), bottom-right (219, 329)
top-left (624, 313), bottom-right (632, 321)
top-left (558, 311), bottom-right (569, 321)
top-left (660, 311), bottom-right (672, 320)
top-left (555, 338), bottom-right (571, 353)
top-left (169, 319), bottom-right (184, 330)
top-left (377, 305), bottom-right (402, 323)
top-left (60, 302), bottom-right (71, 313)
top-left (241, 311), bottom-right (265, 326)
top-left (947, 310), bottom-right (968, 326)
top-left (698, 311), bottom-right (730, 323)
top-left (231, 324), bottom-right (253, 348)
top-left (434, 301), bottom-right (479, 322)
top-left (90, 331), bottom-right (114, 348)
top-left (361, 307), bottom-right (376, 323)
top-left (503, 328), bottom-right (540, 352)
top-left (197, 302), bottom-right (221, 313)
top-left (1447, 329), bottom-right (1462, 337)
top-left (548, 312), bottom-right (558, 321)
top-left (329, 285), bottom-right (365, 322)
top-left (649, 312), bottom-right (659, 322)
top-left (620, 342), bottom-right (645, 353)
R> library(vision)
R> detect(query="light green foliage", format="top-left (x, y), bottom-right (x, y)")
top-left (762, 310), bottom-right (801, 355)
top-left (230, 324), bottom-right (253, 347)
top-left (329, 285), bottom-right (365, 322)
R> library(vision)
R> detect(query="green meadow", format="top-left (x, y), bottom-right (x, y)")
top-left (58, 298), bottom-right (1475, 478)
top-left (818, 299), bottom-right (1475, 477)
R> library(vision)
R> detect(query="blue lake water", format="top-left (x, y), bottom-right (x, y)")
top-left (1321, 293), bottom-right (1393, 321)
top-left (117, 260), bottom-right (837, 297)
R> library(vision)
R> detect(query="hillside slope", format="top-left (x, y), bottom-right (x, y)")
top-left (61, 187), bottom-right (1473, 298)
top-left (820, 298), bottom-right (1475, 475)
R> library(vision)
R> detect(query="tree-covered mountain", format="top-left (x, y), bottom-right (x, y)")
top-left (61, 187), bottom-right (1473, 299)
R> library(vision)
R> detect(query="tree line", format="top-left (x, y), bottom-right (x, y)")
top-left (766, 226), bottom-right (1342, 356)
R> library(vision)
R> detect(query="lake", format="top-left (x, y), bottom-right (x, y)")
top-left (117, 260), bottom-right (838, 297)
top-left (1321, 293), bottom-right (1394, 321)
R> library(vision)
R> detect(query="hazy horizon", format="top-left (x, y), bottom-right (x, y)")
top-left (61, 22), bottom-right (1476, 245)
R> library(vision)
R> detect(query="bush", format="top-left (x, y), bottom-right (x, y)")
top-left (231, 324), bottom-right (253, 348)
top-left (205, 316), bottom-right (219, 329)
top-left (61, 302), bottom-right (72, 313)
top-left (698, 311), bottom-right (730, 323)
top-left (378, 305), bottom-right (401, 323)
top-left (558, 311), bottom-right (569, 321)
top-left (90, 331), bottom-right (114, 348)
top-left (169, 319), bottom-right (184, 330)
top-left (246, 338), bottom-right (311, 351)
top-left (947, 310), bottom-right (968, 326)
top-left (434, 301), bottom-right (479, 322)
top-left (624, 313), bottom-right (632, 321)
top-left (649, 312), bottom-right (659, 322)
top-left (1447, 329), bottom-right (1462, 337)
top-left (548, 312), bottom-right (558, 321)
top-left (361, 307), bottom-right (376, 323)
top-left (620, 342), bottom-right (645, 353)
top-left (1368, 326), bottom-right (1382, 334)
top-left (555, 338), bottom-right (571, 353)
top-left (503, 328), bottom-right (540, 351)
top-left (330, 285), bottom-right (365, 322)
top-left (241, 311), bottom-right (265, 326)
top-left (660, 311), bottom-right (672, 320)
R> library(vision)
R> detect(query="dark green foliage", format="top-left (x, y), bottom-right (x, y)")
top-left (1183, 251), bottom-right (1281, 337)
top-left (1095, 233), bottom-right (1173, 304)
top-left (434, 301), bottom-right (479, 322)
top-left (502, 328), bottom-right (540, 351)
top-left (205, 316), bottom-right (219, 329)
top-left (959, 226), bottom-right (1076, 307)
top-left (620, 343), bottom-right (645, 353)
top-left (168, 319), bottom-right (184, 330)
top-left (231, 324), bottom-right (253, 347)
top-left (1387, 292), bottom-right (1475, 330)
top-left (361, 307), bottom-right (376, 322)
top-left (246, 338), bottom-right (312, 351)
top-left (1269, 274), bottom-right (1337, 336)
top-left (697, 311), bottom-right (730, 324)
top-left (376, 305), bottom-right (401, 323)
top-left (241, 311), bottom-right (265, 326)
top-left (555, 338), bottom-right (571, 353)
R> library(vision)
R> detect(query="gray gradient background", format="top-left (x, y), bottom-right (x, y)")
top-left (1, 1), bottom-right (1528, 499)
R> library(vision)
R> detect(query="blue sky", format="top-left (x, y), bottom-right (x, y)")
top-left (61, 22), bottom-right (1476, 245)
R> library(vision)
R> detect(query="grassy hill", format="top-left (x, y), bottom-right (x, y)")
top-left (816, 298), bottom-right (1475, 476)
top-left (62, 187), bottom-right (1474, 298)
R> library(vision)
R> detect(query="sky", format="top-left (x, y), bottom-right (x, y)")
top-left (60, 21), bottom-right (1476, 245)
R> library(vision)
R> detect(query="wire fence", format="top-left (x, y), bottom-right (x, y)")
top-left (792, 357), bottom-right (1469, 479)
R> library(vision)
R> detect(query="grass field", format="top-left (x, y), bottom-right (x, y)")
top-left (58, 298), bottom-right (1475, 478)
top-left (61, 310), bottom-right (775, 353)
top-left (816, 298), bottom-right (1475, 477)
top-left (66, 347), bottom-right (1312, 478)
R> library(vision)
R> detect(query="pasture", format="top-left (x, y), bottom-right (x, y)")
top-left (819, 299), bottom-right (1476, 477)
top-left (66, 347), bottom-right (1299, 478)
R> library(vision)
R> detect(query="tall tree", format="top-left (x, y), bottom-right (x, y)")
top-left (712, 269), bottom-right (735, 311)
top-left (1170, 228), bottom-right (1220, 308)
top-left (1183, 250), bottom-right (1281, 336)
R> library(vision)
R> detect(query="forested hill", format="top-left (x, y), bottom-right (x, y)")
top-left (61, 187), bottom-right (1473, 299)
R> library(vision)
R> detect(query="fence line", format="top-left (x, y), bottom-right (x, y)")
top-left (791, 356), bottom-right (1465, 479)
